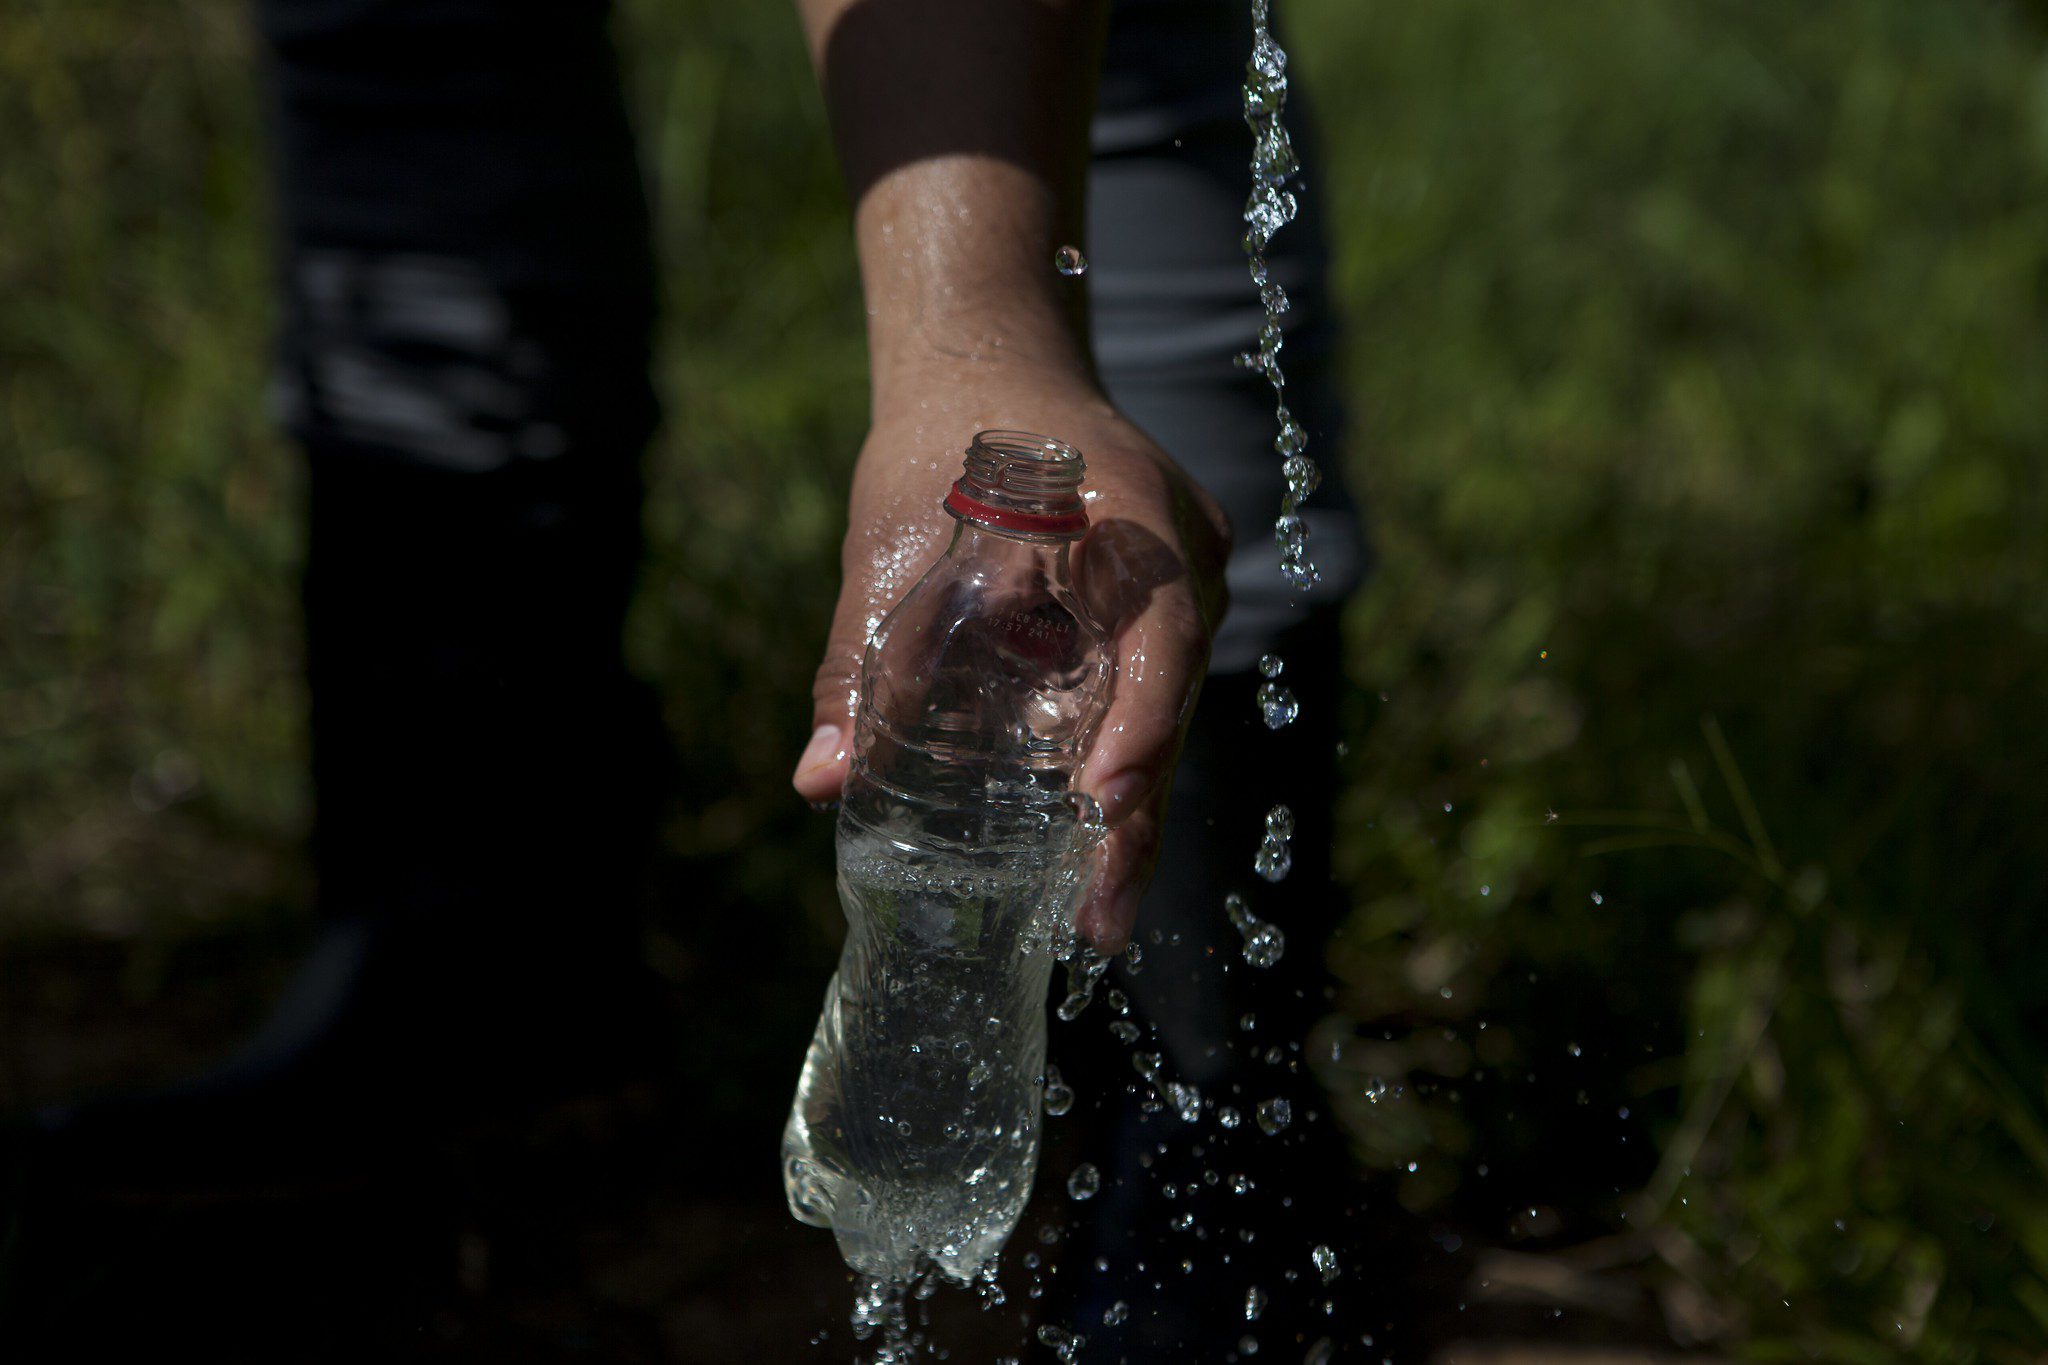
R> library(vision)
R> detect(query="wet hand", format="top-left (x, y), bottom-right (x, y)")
top-left (791, 370), bottom-right (1230, 954)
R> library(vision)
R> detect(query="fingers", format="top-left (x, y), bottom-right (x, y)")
top-left (791, 592), bottom-right (869, 805)
top-left (1074, 585), bottom-right (1210, 952)
top-left (1074, 799), bottom-right (1161, 955)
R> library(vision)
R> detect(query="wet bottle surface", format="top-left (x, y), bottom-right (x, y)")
top-left (781, 432), bottom-right (1111, 1283)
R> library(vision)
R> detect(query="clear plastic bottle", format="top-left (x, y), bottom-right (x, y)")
top-left (781, 430), bottom-right (1112, 1283)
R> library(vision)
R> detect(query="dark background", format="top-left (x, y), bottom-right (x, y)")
top-left (3, 1), bottom-right (2045, 1360)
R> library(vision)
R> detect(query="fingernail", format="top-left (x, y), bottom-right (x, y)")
top-left (795, 724), bottom-right (844, 779)
top-left (1094, 770), bottom-right (1149, 823)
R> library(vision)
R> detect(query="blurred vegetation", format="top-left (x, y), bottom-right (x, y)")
top-left (2, 0), bottom-right (2044, 1360)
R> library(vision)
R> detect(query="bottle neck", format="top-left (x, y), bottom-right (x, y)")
top-left (943, 519), bottom-right (1076, 583)
top-left (946, 430), bottom-right (1088, 542)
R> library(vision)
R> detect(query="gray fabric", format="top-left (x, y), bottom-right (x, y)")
top-left (1088, 0), bottom-right (1366, 676)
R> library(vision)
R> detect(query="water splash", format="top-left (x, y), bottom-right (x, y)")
top-left (851, 1276), bottom-right (921, 1363)
top-left (1035, 1324), bottom-right (1086, 1362)
top-left (1239, 0), bottom-right (1320, 592)
top-left (1225, 892), bottom-right (1286, 967)
top-left (1056, 947), bottom-right (1112, 1021)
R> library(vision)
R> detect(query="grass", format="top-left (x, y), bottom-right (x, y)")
top-left (3, 0), bottom-right (2045, 1358)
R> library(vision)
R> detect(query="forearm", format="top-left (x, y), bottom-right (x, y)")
top-left (794, 0), bottom-right (1109, 411)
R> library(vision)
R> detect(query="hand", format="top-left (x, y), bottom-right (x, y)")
top-left (791, 364), bottom-right (1230, 954)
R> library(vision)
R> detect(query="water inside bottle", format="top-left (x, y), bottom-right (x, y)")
top-left (782, 770), bottom-right (1096, 1284)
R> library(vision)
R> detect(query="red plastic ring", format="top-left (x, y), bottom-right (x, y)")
top-left (944, 485), bottom-right (1088, 538)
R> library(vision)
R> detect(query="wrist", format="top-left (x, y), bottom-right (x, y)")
top-left (869, 311), bottom-right (1104, 424)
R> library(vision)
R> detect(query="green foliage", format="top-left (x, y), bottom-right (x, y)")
top-left (1299, 0), bottom-right (2048, 1357)
top-left (1, 0), bottom-right (2043, 1356)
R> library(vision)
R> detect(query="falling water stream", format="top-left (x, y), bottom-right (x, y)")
top-left (836, 5), bottom-right (1336, 1359)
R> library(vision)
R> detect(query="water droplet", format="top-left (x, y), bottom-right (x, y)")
top-left (1239, 1012), bottom-right (1257, 1032)
top-left (1244, 1286), bottom-right (1268, 1321)
top-left (1231, 1173), bottom-right (1255, 1195)
top-left (1166, 1079), bottom-right (1204, 1123)
top-left (1591, 891), bottom-right (1605, 906)
top-left (1110, 1019), bottom-right (1141, 1044)
top-left (1067, 1162), bottom-right (1102, 1200)
top-left (1364, 1077), bottom-right (1389, 1104)
top-left (1311, 1244), bottom-right (1340, 1283)
top-left (1225, 892), bottom-right (1286, 967)
top-left (1054, 244), bottom-right (1088, 277)
top-left (1282, 454), bottom-right (1321, 504)
top-left (1171, 1211), bottom-right (1195, 1231)
top-left (1265, 805), bottom-right (1294, 839)
top-left (1258, 652), bottom-right (1284, 679)
top-left (1568, 1042), bottom-right (1583, 1058)
top-left (1036, 1324), bottom-right (1086, 1363)
top-left (1123, 941), bottom-right (1144, 972)
top-left (1043, 1064), bottom-right (1074, 1116)
top-left (1218, 1106), bottom-right (1243, 1130)
top-left (1256, 682), bottom-right (1299, 729)
top-left (1255, 1098), bottom-right (1292, 1135)
top-left (1238, 1334), bottom-right (1261, 1355)
top-left (1057, 950), bottom-right (1112, 1020)
top-left (1102, 1301), bottom-right (1129, 1326)
top-left (1253, 839), bottom-right (1293, 883)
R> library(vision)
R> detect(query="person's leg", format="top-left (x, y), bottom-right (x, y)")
top-left (265, 0), bottom-right (667, 1090)
top-left (1042, 2), bottom-right (1421, 1357)
top-left (34, 0), bottom-right (666, 1172)
top-left (0, 7), bottom-right (668, 1351)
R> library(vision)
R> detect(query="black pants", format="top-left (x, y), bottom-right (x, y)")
top-left (259, 0), bottom-right (1390, 1355)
